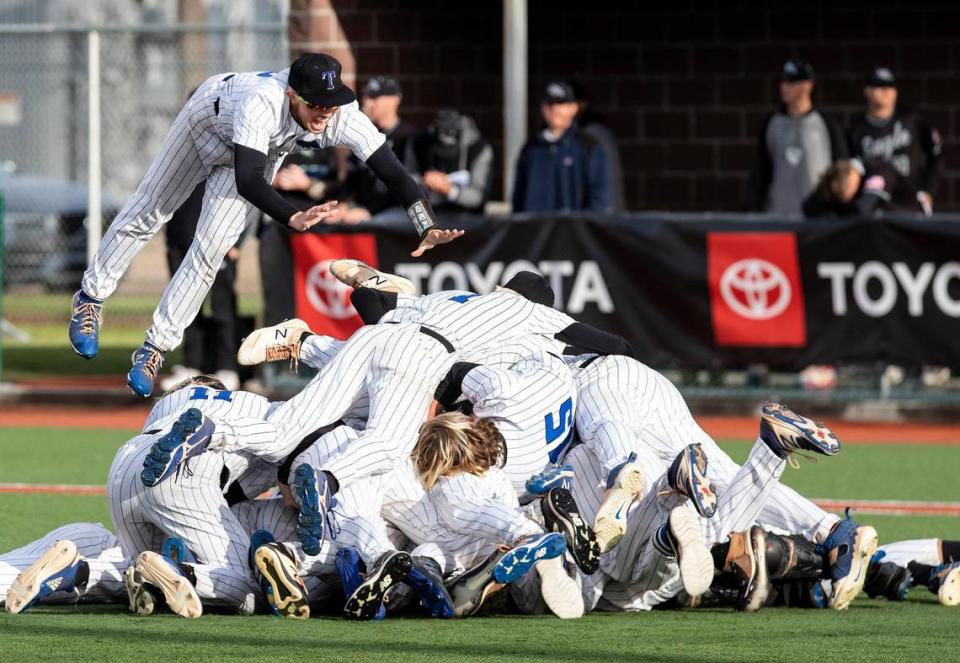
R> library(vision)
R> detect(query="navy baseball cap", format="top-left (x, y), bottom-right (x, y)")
top-left (288, 53), bottom-right (356, 106)
top-left (543, 81), bottom-right (577, 104)
top-left (782, 60), bottom-right (814, 82)
top-left (364, 76), bottom-right (402, 98)
top-left (867, 66), bottom-right (897, 88)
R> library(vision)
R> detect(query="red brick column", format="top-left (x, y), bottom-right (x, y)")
top-left (288, 0), bottom-right (357, 90)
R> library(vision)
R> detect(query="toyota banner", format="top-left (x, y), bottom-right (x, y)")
top-left (279, 215), bottom-right (960, 370)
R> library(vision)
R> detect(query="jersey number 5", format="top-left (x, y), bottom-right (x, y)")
top-left (544, 397), bottom-right (574, 463)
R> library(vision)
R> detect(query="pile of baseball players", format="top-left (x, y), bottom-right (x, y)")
top-left (4, 262), bottom-right (959, 620)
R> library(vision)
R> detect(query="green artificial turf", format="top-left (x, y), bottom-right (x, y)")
top-left (0, 427), bottom-right (957, 662)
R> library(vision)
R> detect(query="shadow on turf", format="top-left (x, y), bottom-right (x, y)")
top-left (1, 619), bottom-right (696, 662)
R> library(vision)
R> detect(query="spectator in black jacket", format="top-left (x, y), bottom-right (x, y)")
top-left (802, 159), bottom-right (925, 218)
top-left (512, 82), bottom-right (612, 213)
top-left (847, 66), bottom-right (943, 215)
top-left (570, 81), bottom-right (625, 211)
top-left (408, 109), bottom-right (494, 212)
top-left (747, 60), bottom-right (847, 216)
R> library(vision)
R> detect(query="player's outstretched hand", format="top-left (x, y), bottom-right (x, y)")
top-left (411, 228), bottom-right (465, 257)
top-left (289, 200), bottom-right (341, 232)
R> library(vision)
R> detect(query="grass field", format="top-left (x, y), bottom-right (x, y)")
top-left (0, 423), bottom-right (957, 662)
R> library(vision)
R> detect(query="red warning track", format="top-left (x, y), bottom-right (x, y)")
top-left (1, 407), bottom-right (957, 444)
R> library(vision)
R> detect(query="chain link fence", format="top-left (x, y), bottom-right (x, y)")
top-left (0, 21), bottom-right (287, 344)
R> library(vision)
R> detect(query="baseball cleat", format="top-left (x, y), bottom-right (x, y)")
top-left (405, 556), bottom-right (455, 618)
top-left (492, 532), bottom-right (567, 584)
top-left (68, 290), bottom-right (102, 359)
top-left (329, 259), bottom-right (415, 295)
top-left (135, 551), bottom-right (202, 618)
top-left (343, 550), bottom-right (412, 620)
top-left (448, 546), bottom-right (510, 617)
top-left (655, 506), bottom-right (715, 598)
top-left (336, 548), bottom-right (385, 620)
top-left (293, 464), bottom-right (333, 556)
top-left (760, 401), bottom-right (841, 459)
top-left (254, 542), bottom-right (310, 619)
top-left (928, 561), bottom-right (960, 607)
top-left (817, 509), bottom-right (878, 610)
top-left (141, 408), bottom-right (214, 487)
top-left (525, 464), bottom-right (575, 495)
top-left (5, 540), bottom-right (87, 614)
top-left (594, 453), bottom-right (645, 553)
top-left (237, 318), bottom-right (311, 367)
top-left (542, 487), bottom-right (600, 574)
top-left (864, 551), bottom-right (912, 601)
top-left (535, 556), bottom-right (584, 619)
top-left (667, 443), bottom-right (718, 518)
top-left (731, 527), bottom-right (769, 612)
top-left (161, 537), bottom-right (197, 565)
top-left (125, 564), bottom-right (157, 616)
top-left (127, 342), bottom-right (165, 397)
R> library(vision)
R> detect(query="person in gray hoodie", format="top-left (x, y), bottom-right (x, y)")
top-left (408, 109), bottom-right (494, 212)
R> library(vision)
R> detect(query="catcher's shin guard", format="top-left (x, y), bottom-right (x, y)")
top-left (864, 559), bottom-right (912, 601)
top-left (765, 532), bottom-right (825, 581)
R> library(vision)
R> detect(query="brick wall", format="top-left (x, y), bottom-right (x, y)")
top-left (291, 0), bottom-right (960, 211)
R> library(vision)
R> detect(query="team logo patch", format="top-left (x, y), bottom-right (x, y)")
top-left (707, 232), bottom-right (806, 347)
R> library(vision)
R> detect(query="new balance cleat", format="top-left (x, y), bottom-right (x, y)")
top-left (125, 564), bottom-right (158, 615)
top-left (127, 342), bottom-right (165, 397)
top-left (141, 408), bottom-right (214, 487)
top-left (493, 532), bottom-right (567, 584)
top-left (667, 443), bottom-right (718, 518)
top-left (5, 540), bottom-right (88, 614)
top-left (344, 550), bottom-right (412, 620)
top-left (237, 318), bottom-right (311, 367)
top-left (448, 546), bottom-right (510, 617)
top-left (760, 401), bottom-right (840, 459)
top-left (525, 464), bottom-right (575, 495)
top-left (329, 259), bottom-right (415, 295)
top-left (594, 453), bottom-right (645, 553)
top-left (135, 551), bottom-right (201, 618)
top-left (293, 464), bottom-right (333, 556)
top-left (816, 508), bottom-right (878, 610)
top-left (255, 542), bottom-right (310, 619)
top-left (542, 487), bottom-right (599, 574)
top-left (929, 561), bottom-right (960, 607)
top-left (68, 290), bottom-right (103, 359)
top-left (655, 506), bottom-right (715, 598)
top-left (535, 556), bottom-right (584, 619)
top-left (336, 548), bottom-right (385, 620)
top-left (405, 556), bottom-right (455, 618)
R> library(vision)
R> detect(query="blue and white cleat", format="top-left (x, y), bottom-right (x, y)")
top-left (141, 408), bottom-right (214, 487)
top-left (343, 550), bottom-right (411, 620)
top-left (68, 290), bottom-right (103, 359)
top-left (134, 551), bottom-right (201, 618)
top-left (5, 540), bottom-right (88, 614)
top-left (593, 453), bottom-right (645, 553)
top-left (653, 506), bottom-right (715, 598)
top-left (667, 443), bottom-right (718, 519)
top-left (816, 508), bottom-right (878, 610)
top-left (928, 561), bottom-right (960, 606)
top-left (492, 532), bottom-right (567, 584)
top-left (336, 548), bottom-right (386, 621)
top-left (760, 401), bottom-right (840, 459)
top-left (127, 342), bottom-right (165, 397)
top-left (405, 556), bottom-right (455, 618)
top-left (293, 464), bottom-right (334, 556)
top-left (525, 464), bottom-right (575, 495)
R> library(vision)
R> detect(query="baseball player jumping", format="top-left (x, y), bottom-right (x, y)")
top-left (68, 52), bottom-right (463, 397)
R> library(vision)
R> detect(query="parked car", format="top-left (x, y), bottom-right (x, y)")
top-left (1, 171), bottom-right (119, 291)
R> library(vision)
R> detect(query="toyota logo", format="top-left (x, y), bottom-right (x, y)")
top-left (305, 260), bottom-right (356, 320)
top-left (719, 258), bottom-right (792, 320)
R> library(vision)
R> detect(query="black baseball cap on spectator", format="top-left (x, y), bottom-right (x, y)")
top-left (364, 76), bottom-right (402, 98)
top-left (288, 53), bottom-right (355, 106)
top-left (542, 81), bottom-right (577, 104)
top-left (867, 66), bottom-right (897, 88)
top-left (782, 60), bottom-right (814, 82)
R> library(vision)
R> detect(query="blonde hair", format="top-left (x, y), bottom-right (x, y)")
top-left (413, 412), bottom-right (504, 490)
